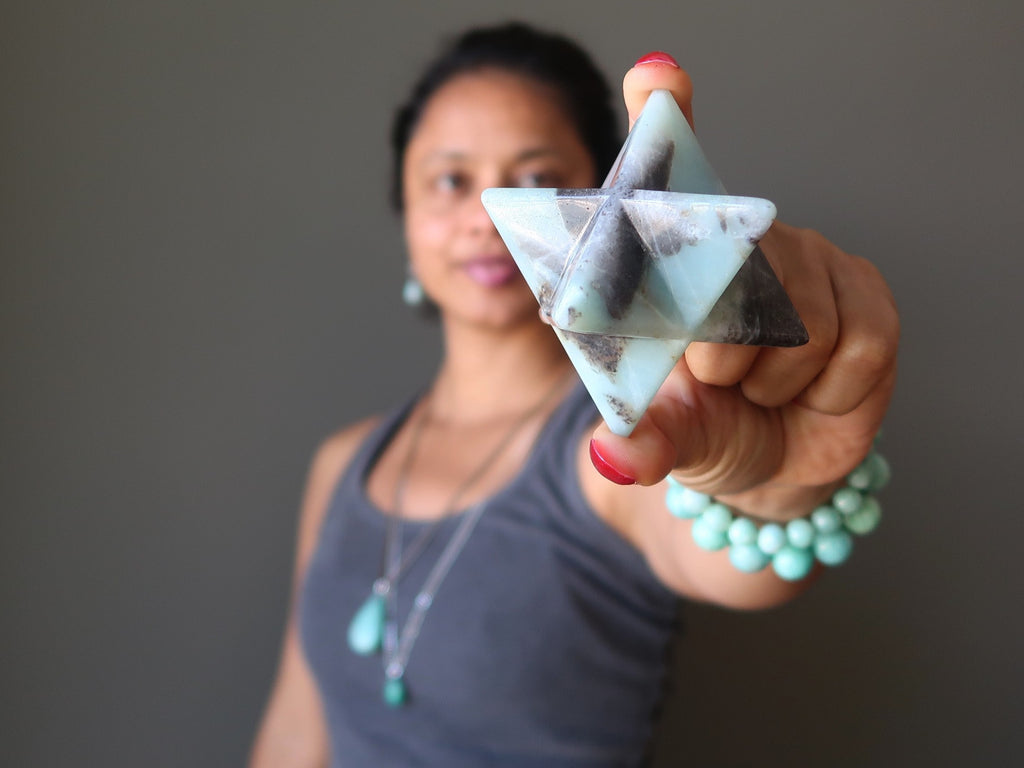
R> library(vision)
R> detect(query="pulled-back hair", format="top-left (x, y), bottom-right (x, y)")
top-left (389, 22), bottom-right (622, 211)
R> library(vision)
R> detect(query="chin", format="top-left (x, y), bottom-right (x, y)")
top-left (447, 295), bottom-right (543, 331)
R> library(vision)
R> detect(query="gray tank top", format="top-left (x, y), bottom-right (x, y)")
top-left (300, 383), bottom-right (679, 767)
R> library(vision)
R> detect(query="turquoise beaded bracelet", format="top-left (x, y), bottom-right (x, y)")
top-left (665, 448), bottom-right (890, 581)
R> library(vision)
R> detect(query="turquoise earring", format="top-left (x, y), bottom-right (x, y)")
top-left (402, 267), bottom-right (425, 308)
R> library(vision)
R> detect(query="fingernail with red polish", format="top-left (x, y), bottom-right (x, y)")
top-left (635, 51), bottom-right (680, 68)
top-left (589, 440), bottom-right (636, 485)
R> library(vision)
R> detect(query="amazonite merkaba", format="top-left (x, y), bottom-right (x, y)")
top-left (482, 90), bottom-right (807, 436)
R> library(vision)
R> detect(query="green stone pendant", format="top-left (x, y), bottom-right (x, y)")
top-left (346, 593), bottom-right (385, 656)
top-left (383, 676), bottom-right (406, 707)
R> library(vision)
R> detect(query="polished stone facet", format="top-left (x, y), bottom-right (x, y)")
top-left (483, 89), bottom-right (807, 435)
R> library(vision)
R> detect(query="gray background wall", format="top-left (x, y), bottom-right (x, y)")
top-left (3, 1), bottom-right (1021, 765)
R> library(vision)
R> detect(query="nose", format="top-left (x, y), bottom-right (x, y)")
top-left (467, 185), bottom-right (501, 236)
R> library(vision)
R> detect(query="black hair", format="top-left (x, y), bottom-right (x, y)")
top-left (389, 22), bottom-right (622, 212)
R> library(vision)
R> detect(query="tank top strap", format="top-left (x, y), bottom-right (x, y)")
top-left (331, 391), bottom-right (422, 506)
top-left (335, 381), bottom-right (595, 512)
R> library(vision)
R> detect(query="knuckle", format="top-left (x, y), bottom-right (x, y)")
top-left (849, 252), bottom-right (885, 282)
top-left (800, 226), bottom-right (832, 249)
top-left (694, 367), bottom-right (741, 387)
top-left (738, 354), bottom-right (810, 407)
top-left (740, 378), bottom-right (797, 409)
top-left (789, 226), bottom-right (833, 261)
top-left (849, 255), bottom-right (900, 313)
top-left (802, 386), bottom-right (857, 417)
top-left (686, 345), bottom-right (747, 386)
top-left (841, 328), bottom-right (899, 377)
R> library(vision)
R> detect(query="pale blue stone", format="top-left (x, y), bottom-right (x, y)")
top-left (844, 495), bottom-right (882, 535)
top-left (612, 89), bottom-right (727, 196)
top-left (700, 503), bottom-right (733, 532)
top-left (691, 516), bottom-right (729, 551)
top-left (757, 523), bottom-right (787, 555)
top-left (401, 275), bottom-right (424, 306)
top-left (786, 517), bottom-right (815, 549)
top-left (814, 530), bottom-right (854, 566)
top-left (544, 192), bottom-right (776, 339)
top-left (727, 517), bottom-right (759, 546)
top-left (481, 89), bottom-right (805, 437)
top-left (729, 543), bottom-right (771, 573)
top-left (832, 487), bottom-right (863, 515)
top-left (552, 329), bottom-right (687, 436)
top-left (846, 461), bottom-right (874, 491)
top-left (666, 482), bottom-right (711, 518)
top-left (772, 545), bottom-right (815, 581)
top-left (347, 594), bottom-right (385, 656)
top-left (848, 450), bottom-right (891, 493)
top-left (810, 505), bottom-right (842, 533)
top-left (866, 452), bottom-right (891, 492)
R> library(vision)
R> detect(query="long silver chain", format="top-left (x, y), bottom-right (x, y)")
top-left (380, 374), bottom-right (572, 686)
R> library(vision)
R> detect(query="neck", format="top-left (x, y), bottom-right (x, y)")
top-left (429, 317), bottom-right (574, 424)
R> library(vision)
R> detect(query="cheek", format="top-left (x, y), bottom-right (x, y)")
top-left (405, 211), bottom-right (452, 269)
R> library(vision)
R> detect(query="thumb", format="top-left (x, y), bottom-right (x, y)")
top-left (623, 52), bottom-right (695, 130)
top-left (589, 364), bottom-right (784, 492)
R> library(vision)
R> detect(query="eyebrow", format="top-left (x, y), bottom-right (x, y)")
top-left (419, 147), bottom-right (562, 165)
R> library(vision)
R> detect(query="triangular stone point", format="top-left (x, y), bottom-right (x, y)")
top-left (482, 90), bottom-right (805, 436)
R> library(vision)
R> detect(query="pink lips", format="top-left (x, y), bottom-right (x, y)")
top-left (461, 256), bottom-right (519, 288)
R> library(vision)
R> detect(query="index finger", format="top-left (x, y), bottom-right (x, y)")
top-left (623, 53), bottom-right (695, 130)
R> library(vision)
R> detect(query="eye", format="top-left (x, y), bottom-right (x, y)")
top-left (434, 171), bottom-right (467, 193)
top-left (516, 170), bottom-right (556, 189)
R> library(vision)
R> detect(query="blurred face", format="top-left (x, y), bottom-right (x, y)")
top-left (402, 69), bottom-right (598, 329)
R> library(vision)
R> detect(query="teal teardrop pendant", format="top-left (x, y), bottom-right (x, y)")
top-left (383, 675), bottom-right (406, 707)
top-left (347, 593), bottom-right (385, 656)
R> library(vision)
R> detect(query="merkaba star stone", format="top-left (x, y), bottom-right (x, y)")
top-left (482, 89), bottom-right (807, 436)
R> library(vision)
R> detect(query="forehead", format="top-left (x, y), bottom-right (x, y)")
top-left (407, 69), bottom-right (581, 157)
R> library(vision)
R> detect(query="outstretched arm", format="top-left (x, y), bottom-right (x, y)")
top-left (582, 54), bottom-right (899, 609)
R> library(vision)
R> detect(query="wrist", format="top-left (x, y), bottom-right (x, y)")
top-left (666, 446), bottom-right (890, 581)
top-left (707, 479), bottom-right (845, 524)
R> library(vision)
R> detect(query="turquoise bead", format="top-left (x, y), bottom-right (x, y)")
top-left (701, 503), bottom-right (733, 532)
top-left (691, 516), bottom-right (729, 551)
top-left (661, 445), bottom-right (887, 578)
top-left (383, 676), bottom-right (406, 707)
top-left (772, 545), bottom-right (815, 581)
top-left (729, 543), bottom-right (771, 573)
top-left (727, 517), bottom-right (759, 546)
top-left (832, 487), bottom-right (863, 515)
top-left (844, 495), bottom-right (881, 535)
top-left (347, 594), bottom-right (385, 656)
top-left (786, 517), bottom-right (815, 549)
top-left (811, 505), bottom-right (842, 534)
top-left (757, 523), bottom-right (787, 555)
top-left (846, 461), bottom-right (874, 491)
top-left (814, 530), bottom-right (854, 566)
top-left (866, 452), bottom-right (891, 492)
top-left (666, 483), bottom-right (711, 518)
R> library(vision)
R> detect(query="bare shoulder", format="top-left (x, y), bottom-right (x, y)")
top-left (294, 416), bottom-right (381, 576)
top-left (249, 416), bottom-right (382, 768)
top-left (308, 417), bottom-right (381, 491)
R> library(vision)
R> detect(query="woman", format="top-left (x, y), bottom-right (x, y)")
top-left (250, 23), bottom-right (898, 767)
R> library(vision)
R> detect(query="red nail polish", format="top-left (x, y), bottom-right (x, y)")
top-left (634, 51), bottom-right (680, 68)
top-left (589, 440), bottom-right (636, 485)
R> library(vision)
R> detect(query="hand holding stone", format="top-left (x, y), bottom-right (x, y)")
top-left (593, 62), bottom-right (899, 512)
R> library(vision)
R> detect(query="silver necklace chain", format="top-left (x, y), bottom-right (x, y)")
top-left (379, 374), bottom-right (572, 692)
